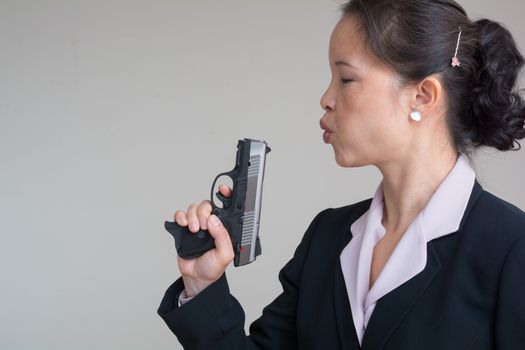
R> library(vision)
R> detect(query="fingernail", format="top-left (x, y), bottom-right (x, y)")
top-left (210, 215), bottom-right (220, 227)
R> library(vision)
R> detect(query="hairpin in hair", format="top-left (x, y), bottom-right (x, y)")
top-left (451, 26), bottom-right (462, 67)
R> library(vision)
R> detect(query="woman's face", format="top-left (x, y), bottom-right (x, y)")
top-left (320, 15), bottom-right (413, 167)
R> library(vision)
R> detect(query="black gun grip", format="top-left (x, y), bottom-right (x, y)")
top-left (164, 220), bottom-right (216, 259)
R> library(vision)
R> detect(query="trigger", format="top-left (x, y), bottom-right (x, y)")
top-left (215, 191), bottom-right (232, 208)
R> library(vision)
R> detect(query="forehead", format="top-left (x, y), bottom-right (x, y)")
top-left (328, 15), bottom-right (387, 72)
top-left (329, 16), bottom-right (365, 56)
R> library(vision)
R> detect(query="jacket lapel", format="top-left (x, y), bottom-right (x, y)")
top-left (360, 241), bottom-right (442, 350)
top-left (333, 179), bottom-right (483, 350)
top-left (334, 226), bottom-right (361, 349)
top-left (333, 201), bottom-right (370, 349)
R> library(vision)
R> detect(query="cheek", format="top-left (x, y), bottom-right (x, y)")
top-left (335, 89), bottom-right (406, 149)
top-left (335, 89), bottom-right (376, 134)
top-left (334, 91), bottom-right (359, 128)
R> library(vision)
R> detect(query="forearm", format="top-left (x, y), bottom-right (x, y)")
top-left (158, 272), bottom-right (257, 350)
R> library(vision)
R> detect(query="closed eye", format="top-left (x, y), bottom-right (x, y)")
top-left (340, 78), bottom-right (353, 85)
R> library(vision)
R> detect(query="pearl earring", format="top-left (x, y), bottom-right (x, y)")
top-left (410, 111), bottom-right (422, 121)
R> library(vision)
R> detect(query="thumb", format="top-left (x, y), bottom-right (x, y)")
top-left (207, 214), bottom-right (234, 263)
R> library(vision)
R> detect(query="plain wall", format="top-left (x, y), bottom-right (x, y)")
top-left (1, 1), bottom-right (524, 349)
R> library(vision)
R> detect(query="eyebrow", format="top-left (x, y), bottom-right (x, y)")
top-left (335, 60), bottom-right (358, 69)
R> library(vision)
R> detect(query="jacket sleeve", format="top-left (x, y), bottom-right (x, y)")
top-left (494, 235), bottom-right (525, 349)
top-left (157, 208), bottom-right (330, 350)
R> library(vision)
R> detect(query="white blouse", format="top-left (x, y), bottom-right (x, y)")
top-left (340, 152), bottom-right (476, 345)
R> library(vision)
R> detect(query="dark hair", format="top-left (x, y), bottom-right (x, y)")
top-left (339, 0), bottom-right (525, 155)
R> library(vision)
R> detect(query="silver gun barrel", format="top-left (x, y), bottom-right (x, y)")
top-left (239, 140), bottom-right (269, 265)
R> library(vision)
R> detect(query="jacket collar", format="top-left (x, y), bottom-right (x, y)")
top-left (352, 152), bottom-right (477, 243)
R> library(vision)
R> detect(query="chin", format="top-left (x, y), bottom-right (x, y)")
top-left (334, 149), bottom-right (365, 168)
top-left (334, 151), bottom-right (352, 167)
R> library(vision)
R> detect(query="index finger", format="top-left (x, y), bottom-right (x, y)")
top-left (218, 184), bottom-right (232, 197)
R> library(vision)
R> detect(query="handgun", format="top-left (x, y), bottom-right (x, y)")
top-left (164, 138), bottom-right (271, 267)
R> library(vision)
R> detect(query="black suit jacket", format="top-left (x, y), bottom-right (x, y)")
top-left (157, 179), bottom-right (525, 349)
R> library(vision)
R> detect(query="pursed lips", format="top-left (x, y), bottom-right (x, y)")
top-left (320, 118), bottom-right (332, 133)
top-left (320, 118), bottom-right (333, 143)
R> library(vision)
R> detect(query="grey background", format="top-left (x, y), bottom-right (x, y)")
top-left (1, 1), bottom-right (524, 349)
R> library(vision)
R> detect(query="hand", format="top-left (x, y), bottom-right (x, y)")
top-left (173, 184), bottom-right (234, 297)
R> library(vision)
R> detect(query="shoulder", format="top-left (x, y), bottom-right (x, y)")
top-left (314, 197), bottom-right (373, 228)
top-left (478, 188), bottom-right (525, 218)
top-left (475, 188), bottom-right (525, 231)
top-left (301, 198), bottom-right (372, 250)
top-left (293, 198), bottom-right (373, 269)
top-left (465, 187), bottom-right (525, 251)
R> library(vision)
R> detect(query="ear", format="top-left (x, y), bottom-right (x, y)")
top-left (410, 74), bottom-right (443, 117)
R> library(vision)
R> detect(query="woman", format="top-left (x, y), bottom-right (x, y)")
top-left (158, 0), bottom-right (525, 349)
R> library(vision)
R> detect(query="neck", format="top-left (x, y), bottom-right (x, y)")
top-left (375, 147), bottom-right (459, 236)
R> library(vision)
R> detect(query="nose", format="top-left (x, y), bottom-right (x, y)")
top-left (320, 88), bottom-right (335, 112)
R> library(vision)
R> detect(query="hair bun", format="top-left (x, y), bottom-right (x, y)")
top-left (470, 18), bottom-right (525, 151)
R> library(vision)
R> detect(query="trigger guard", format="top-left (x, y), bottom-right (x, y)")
top-left (210, 170), bottom-right (236, 210)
